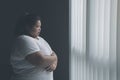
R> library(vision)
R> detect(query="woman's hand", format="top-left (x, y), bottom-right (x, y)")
top-left (45, 64), bottom-right (57, 72)
top-left (45, 51), bottom-right (58, 72)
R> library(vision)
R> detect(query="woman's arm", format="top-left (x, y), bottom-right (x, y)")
top-left (25, 51), bottom-right (57, 67)
top-left (51, 51), bottom-right (58, 66)
top-left (45, 51), bottom-right (58, 72)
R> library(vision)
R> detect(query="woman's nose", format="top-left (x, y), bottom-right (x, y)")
top-left (39, 27), bottom-right (41, 31)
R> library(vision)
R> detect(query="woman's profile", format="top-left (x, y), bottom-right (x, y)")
top-left (10, 13), bottom-right (58, 80)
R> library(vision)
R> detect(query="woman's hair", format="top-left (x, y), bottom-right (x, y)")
top-left (14, 13), bottom-right (41, 37)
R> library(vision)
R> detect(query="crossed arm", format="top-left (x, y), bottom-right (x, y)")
top-left (25, 50), bottom-right (58, 72)
top-left (45, 51), bottom-right (58, 72)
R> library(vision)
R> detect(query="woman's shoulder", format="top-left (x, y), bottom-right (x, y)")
top-left (17, 35), bottom-right (32, 39)
top-left (16, 35), bottom-right (35, 42)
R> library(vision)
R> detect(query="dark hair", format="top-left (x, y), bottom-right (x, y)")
top-left (14, 13), bottom-right (41, 37)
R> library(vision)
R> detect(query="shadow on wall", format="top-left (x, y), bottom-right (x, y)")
top-left (0, 64), bottom-right (13, 80)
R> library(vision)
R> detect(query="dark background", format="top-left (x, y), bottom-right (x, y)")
top-left (0, 0), bottom-right (69, 80)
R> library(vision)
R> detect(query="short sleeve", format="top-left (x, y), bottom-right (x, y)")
top-left (16, 36), bottom-right (40, 58)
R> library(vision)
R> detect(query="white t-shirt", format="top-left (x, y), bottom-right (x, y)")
top-left (10, 35), bottom-right (53, 80)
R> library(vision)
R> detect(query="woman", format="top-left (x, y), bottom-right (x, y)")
top-left (10, 14), bottom-right (58, 80)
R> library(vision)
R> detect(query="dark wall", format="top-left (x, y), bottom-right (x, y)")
top-left (0, 0), bottom-right (69, 80)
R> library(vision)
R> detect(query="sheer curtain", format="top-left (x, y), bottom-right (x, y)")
top-left (69, 0), bottom-right (117, 80)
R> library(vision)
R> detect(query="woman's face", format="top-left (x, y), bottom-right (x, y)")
top-left (28, 20), bottom-right (41, 38)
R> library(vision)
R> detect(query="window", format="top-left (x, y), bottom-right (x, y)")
top-left (69, 0), bottom-right (117, 80)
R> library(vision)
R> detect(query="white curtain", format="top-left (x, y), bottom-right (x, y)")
top-left (69, 0), bottom-right (117, 80)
